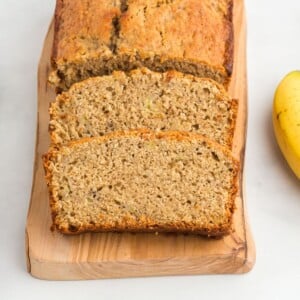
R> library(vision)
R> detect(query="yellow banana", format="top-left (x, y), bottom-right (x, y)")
top-left (273, 70), bottom-right (300, 179)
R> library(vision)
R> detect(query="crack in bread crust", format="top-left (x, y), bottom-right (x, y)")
top-left (50, 0), bottom-right (234, 90)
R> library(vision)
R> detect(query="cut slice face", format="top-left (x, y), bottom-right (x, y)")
top-left (50, 69), bottom-right (237, 147)
top-left (43, 130), bottom-right (239, 236)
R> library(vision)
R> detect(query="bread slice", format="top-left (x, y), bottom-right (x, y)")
top-left (49, 0), bottom-right (233, 90)
top-left (49, 68), bottom-right (237, 147)
top-left (43, 130), bottom-right (239, 236)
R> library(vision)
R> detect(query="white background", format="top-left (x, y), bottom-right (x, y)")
top-left (1, 0), bottom-right (300, 299)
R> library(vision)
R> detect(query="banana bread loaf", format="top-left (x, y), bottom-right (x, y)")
top-left (49, 0), bottom-right (233, 90)
top-left (43, 130), bottom-right (239, 236)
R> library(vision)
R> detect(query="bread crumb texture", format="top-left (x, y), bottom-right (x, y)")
top-left (50, 69), bottom-right (237, 147)
top-left (43, 130), bottom-right (239, 236)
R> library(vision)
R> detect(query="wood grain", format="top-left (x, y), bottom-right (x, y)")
top-left (26, 0), bottom-right (255, 280)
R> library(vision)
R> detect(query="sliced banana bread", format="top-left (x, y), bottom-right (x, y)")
top-left (43, 130), bottom-right (239, 236)
top-left (49, 68), bottom-right (237, 147)
top-left (49, 0), bottom-right (233, 90)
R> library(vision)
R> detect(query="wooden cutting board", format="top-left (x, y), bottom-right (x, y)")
top-left (26, 0), bottom-right (255, 280)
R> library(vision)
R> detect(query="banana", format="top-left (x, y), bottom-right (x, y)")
top-left (273, 71), bottom-right (300, 179)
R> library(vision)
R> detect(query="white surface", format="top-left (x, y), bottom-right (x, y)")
top-left (1, 0), bottom-right (300, 299)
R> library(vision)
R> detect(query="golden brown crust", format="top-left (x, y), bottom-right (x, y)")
top-left (118, 0), bottom-right (234, 76)
top-left (52, 0), bottom-right (120, 64)
top-left (56, 223), bottom-right (231, 237)
top-left (224, 0), bottom-right (234, 76)
top-left (227, 98), bottom-right (238, 149)
top-left (43, 129), bottom-right (239, 236)
top-left (50, 0), bottom-right (234, 89)
top-left (51, 0), bottom-right (62, 67)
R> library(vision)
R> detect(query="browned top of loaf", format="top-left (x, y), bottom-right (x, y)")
top-left (51, 0), bottom-right (233, 77)
top-left (52, 0), bottom-right (121, 65)
top-left (118, 0), bottom-right (233, 75)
